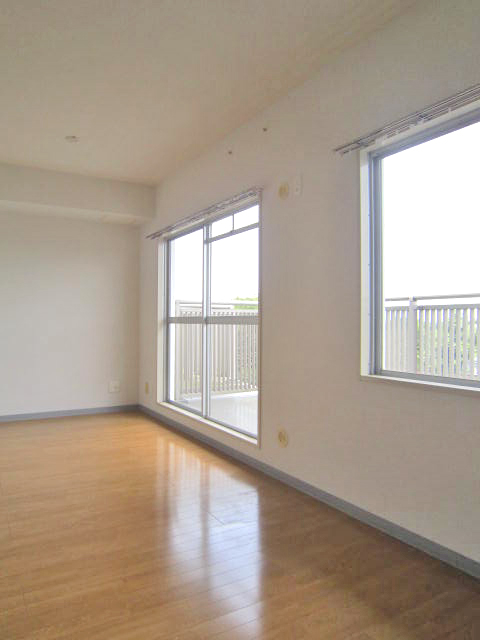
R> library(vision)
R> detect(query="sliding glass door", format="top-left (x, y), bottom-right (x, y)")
top-left (167, 228), bottom-right (204, 412)
top-left (166, 204), bottom-right (259, 438)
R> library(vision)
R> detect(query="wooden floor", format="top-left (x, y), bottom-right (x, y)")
top-left (1, 412), bottom-right (479, 639)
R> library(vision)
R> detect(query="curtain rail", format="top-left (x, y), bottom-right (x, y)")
top-left (334, 84), bottom-right (480, 154)
top-left (146, 187), bottom-right (261, 240)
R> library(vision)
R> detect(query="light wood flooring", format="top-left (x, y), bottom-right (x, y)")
top-left (0, 411), bottom-right (479, 639)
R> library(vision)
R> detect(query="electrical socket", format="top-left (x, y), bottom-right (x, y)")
top-left (278, 182), bottom-right (289, 199)
top-left (278, 429), bottom-right (289, 447)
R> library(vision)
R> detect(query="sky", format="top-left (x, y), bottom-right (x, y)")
top-left (169, 206), bottom-right (259, 313)
top-left (382, 119), bottom-right (480, 300)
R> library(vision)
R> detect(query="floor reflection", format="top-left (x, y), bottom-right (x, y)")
top-left (156, 433), bottom-right (264, 633)
top-left (2, 413), bottom-right (478, 639)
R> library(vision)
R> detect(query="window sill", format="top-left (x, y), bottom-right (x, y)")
top-left (157, 401), bottom-right (259, 446)
top-left (361, 373), bottom-right (480, 397)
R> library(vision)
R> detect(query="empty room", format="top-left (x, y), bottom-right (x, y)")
top-left (1, 1), bottom-right (480, 638)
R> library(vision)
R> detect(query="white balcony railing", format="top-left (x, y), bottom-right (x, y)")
top-left (174, 294), bottom-right (480, 393)
top-left (384, 294), bottom-right (480, 378)
top-left (174, 300), bottom-right (258, 398)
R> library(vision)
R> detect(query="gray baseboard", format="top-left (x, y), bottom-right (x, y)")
top-left (140, 404), bottom-right (480, 581)
top-left (0, 404), bottom-right (139, 423)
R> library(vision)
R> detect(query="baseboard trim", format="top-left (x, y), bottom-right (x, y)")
top-left (0, 404), bottom-right (139, 423)
top-left (140, 404), bottom-right (480, 580)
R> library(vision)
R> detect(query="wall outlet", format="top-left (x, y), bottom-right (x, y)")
top-left (145, 381), bottom-right (149, 394)
top-left (109, 380), bottom-right (120, 393)
top-left (278, 181), bottom-right (289, 199)
top-left (278, 429), bottom-right (289, 447)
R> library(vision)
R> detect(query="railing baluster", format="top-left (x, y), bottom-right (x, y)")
top-left (197, 318), bottom-right (200, 390)
top-left (400, 310), bottom-right (405, 371)
top-left (245, 323), bottom-right (248, 390)
top-left (431, 309), bottom-right (436, 374)
top-left (222, 321), bottom-right (226, 391)
top-left (425, 309), bottom-right (431, 374)
top-left (215, 322), bottom-right (219, 392)
top-left (180, 324), bottom-right (185, 397)
top-left (442, 308), bottom-right (448, 377)
top-left (246, 323), bottom-right (249, 390)
top-left (399, 309), bottom-right (404, 370)
top-left (468, 308), bottom-right (473, 378)
top-left (192, 323), bottom-right (195, 394)
top-left (474, 307), bottom-right (480, 378)
top-left (389, 310), bottom-right (394, 369)
top-left (423, 309), bottom-right (429, 373)
top-left (384, 311), bottom-right (389, 369)
top-left (247, 322), bottom-right (251, 389)
top-left (463, 308), bottom-right (468, 377)
top-left (458, 308), bottom-right (462, 377)
top-left (425, 309), bottom-right (430, 373)
top-left (395, 309), bottom-right (402, 371)
top-left (253, 324), bottom-right (256, 388)
top-left (231, 318), bottom-right (234, 390)
top-left (234, 324), bottom-right (238, 390)
top-left (396, 309), bottom-right (401, 369)
top-left (474, 307), bottom-right (477, 379)
top-left (187, 314), bottom-right (192, 394)
top-left (240, 323), bottom-right (243, 391)
top-left (219, 321), bottom-right (223, 393)
top-left (211, 324), bottom-right (215, 393)
top-left (436, 309), bottom-right (442, 376)
top-left (226, 320), bottom-right (230, 391)
top-left (245, 323), bottom-right (248, 389)
top-left (437, 309), bottom-right (442, 375)
top-left (251, 323), bottom-right (254, 389)
top-left (418, 309), bottom-right (424, 374)
top-left (447, 308), bottom-right (451, 376)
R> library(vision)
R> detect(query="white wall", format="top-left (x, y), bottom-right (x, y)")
top-left (0, 211), bottom-right (139, 414)
top-left (0, 163), bottom-right (155, 224)
top-left (139, 0), bottom-right (480, 563)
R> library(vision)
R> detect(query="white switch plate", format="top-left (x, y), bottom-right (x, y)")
top-left (109, 380), bottom-right (120, 393)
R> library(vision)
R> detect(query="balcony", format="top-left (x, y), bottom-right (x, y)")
top-left (171, 300), bottom-right (258, 437)
top-left (173, 294), bottom-right (480, 423)
top-left (384, 294), bottom-right (480, 379)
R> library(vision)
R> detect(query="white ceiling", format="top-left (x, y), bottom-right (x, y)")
top-left (0, 0), bottom-right (417, 185)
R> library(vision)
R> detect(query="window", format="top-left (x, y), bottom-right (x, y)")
top-left (165, 204), bottom-right (260, 437)
top-left (362, 109), bottom-right (480, 388)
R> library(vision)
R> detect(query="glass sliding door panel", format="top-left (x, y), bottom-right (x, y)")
top-left (211, 214), bottom-right (233, 238)
top-left (207, 227), bottom-right (259, 435)
top-left (165, 204), bottom-right (260, 438)
top-left (210, 227), bottom-right (259, 306)
top-left (234, 205), bottom-right (259, 230)
top-left (169, 229), bottom-right (203, 318)
top-left (167, 322), bottom-right (203, 411)
top-left (208, 323), bottom-right (258, 437)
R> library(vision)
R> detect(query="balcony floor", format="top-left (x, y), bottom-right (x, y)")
top-left (183, 391), bottom-right (258, 437)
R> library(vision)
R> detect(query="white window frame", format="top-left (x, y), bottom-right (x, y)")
top-left (161, 201), bottom-right (261, 439)
top-left (361, 101), bottom-right (480, 390)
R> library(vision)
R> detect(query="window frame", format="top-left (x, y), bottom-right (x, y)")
top-left (361, 103), bottom-right (480, 390)
top-left (162, 201), bottom-right (261, 439)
